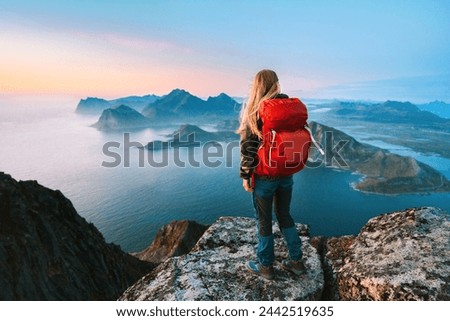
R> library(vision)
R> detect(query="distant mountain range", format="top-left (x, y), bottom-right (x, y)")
top-left (76, 95), bottom-right (160, 114)
top-left (417, 100), bottom-right (450, 119)
top-left (76, 89), bottom-right (240, 119)
top-left (89, 89), bottom-right (240, 130)
top-left (141, 89), bottom-right (239, 119)
top-left (81, 89), bottom-right (449, 136)
top-left (321, 100), bottom-right (450, 130)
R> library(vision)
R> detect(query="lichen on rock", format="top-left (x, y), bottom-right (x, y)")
top-left (332, 207), bottom-right (450, 300)
top-left (120, 216), bottom-right (324, 301)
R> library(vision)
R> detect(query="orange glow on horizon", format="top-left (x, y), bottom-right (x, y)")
top-left (0, 65), bottom-right (252, 99)
top-left (0, 24), bottom-right (253, 99)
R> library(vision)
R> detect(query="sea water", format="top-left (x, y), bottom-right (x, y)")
top-left (1, 97), bottom-right (449, 252)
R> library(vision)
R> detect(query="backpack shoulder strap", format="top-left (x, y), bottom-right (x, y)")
top-left (304, 124), bottom-right (325, 155)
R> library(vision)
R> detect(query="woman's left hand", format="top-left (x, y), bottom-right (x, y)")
top-left (242, 179), bottom-right (254, 192)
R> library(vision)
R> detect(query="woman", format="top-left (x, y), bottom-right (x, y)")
top-left (238, 69), bottom-right (306, 280)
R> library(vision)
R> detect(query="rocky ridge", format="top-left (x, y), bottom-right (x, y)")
top-left (0, 172), bottom-right (153, 300)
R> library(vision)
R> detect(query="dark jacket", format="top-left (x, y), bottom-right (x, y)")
top-left (239, 93), bottom-right (289, 180)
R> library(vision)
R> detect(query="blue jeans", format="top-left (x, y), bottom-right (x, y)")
top-left (252, 175), bottom-right (302, 266)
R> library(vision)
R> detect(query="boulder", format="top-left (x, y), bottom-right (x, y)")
top-left (328, 207), bottom-right (449, 300)
top-left (120, 216), bottom-right (324, 301)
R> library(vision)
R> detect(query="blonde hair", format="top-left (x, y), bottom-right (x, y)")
top-left (237, 69), bottom-right (281, 139)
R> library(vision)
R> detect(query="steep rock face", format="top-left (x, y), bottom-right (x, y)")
top-left (120, 216), bottom-right (324, 301)
top-left (308, 122), bottom-right (450, 194)
top-left (325, 207), bottom-right (449, 300)
top-left (0, 172), bottom-right (153, 300)
top-left (134, 220), bottom-right (209, 264)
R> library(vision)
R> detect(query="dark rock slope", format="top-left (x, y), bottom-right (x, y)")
top-left (0, 172), bottom-right (153, 300)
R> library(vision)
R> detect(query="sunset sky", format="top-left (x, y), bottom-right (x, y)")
top-left (1, 0), bottom-right (449, 101)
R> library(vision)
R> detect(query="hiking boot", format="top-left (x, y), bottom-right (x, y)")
top-left (282, 259), bottom-right (306, 276)
top-left (246, 261), bottom-right (274, 280)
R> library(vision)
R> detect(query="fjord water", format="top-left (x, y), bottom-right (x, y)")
top-left (1, 97), bottom-right (449, 252)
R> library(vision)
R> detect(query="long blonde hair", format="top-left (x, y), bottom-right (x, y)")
top-left (237, 69), bottom-right (281, 139)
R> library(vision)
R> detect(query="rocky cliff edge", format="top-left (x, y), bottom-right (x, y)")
top-left (121, 207), bottom-right (449, 301)
top-left (120, 217), bottom-right (324, 300)
top-left (325, 207), bottom-right (449, 300)
top-left (1, 170), bottom-right (448, 301)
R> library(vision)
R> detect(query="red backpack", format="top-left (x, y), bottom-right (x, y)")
top-left (254, 98), bottom-right (312, 177)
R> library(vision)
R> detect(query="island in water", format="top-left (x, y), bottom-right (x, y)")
top-left (138, 122), bottom-right (450, 195)
top-left (91, 105), bottom-right (152, 131)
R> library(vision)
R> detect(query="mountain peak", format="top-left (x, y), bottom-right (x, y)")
top-left (113, 104), bottom-right (136, 112)
top-left (92, 105), bottom-right (151, 130)
top-left (382, 100), bottom-right (416, 108)
top-left (216, 92), bottom-right (232, 99)
top-left (206, 92), bottom-right (234, 102)
top-left (76, 97), bottom-right (110, 114)
top-left (142, 89), bottom-right (238, 117)
top-left (167, 88), bottom-right (191, 97)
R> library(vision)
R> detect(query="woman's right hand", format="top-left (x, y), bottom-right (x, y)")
top-left (242, 179), bottom-right (254, 192)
